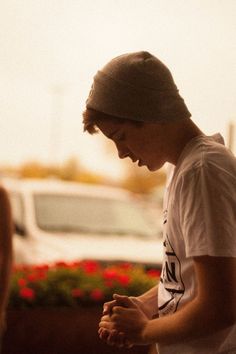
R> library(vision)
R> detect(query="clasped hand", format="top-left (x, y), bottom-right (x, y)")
top-left (98, 294), bottom-right (150, 347)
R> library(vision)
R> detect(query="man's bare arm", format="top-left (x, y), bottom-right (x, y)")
top-left (108, 256), bottom-right (236, 345)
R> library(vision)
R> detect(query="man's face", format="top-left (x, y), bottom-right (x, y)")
top-left (96, 118), bottom-right (167, 171)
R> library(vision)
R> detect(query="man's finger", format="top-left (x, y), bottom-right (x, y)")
top-left (112, 305), bottom-right (128, 315)
top-left (98, 327), bottom-right (110, 341)
top-left (113, 294), bottom-right (137, 309)
top-left (103, 299), bottom-right (117, 315)
top-left (107, 329), bottom-right (118, 346)
top-left (100, 314), bottom-right (110, 322)
top-left (99, 320), bottom-right (115, 330)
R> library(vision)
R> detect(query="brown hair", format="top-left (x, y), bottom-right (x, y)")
top-left (82, 108), bottom-right (143, 135)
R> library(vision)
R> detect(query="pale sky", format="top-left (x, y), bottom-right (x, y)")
top-left (0, 0), bottom-right (235, 178)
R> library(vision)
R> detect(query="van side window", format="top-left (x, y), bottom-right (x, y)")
top-left (9, 192), bottom-right (25, 236)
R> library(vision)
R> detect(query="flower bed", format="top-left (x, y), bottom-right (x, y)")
top-left (3, 261), bottom-right (160, 354)
top-left (9, 260), bottom-right (160, 308)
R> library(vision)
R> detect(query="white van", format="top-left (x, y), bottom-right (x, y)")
top-left (1, 178), bottom-right (163, 268)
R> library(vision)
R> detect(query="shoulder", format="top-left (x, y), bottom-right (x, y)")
top-left (174, 143), bottom-right (236, 205)
top-left (179, 136), bottom-right (236, 182)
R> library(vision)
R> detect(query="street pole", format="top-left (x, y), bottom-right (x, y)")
top-left (227, 121), bottom-right (235, 153)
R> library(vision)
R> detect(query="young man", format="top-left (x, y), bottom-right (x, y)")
top-left (83, 51), bottom-right (236, 353)
top-left (0, 186), bottom-right (13, 351)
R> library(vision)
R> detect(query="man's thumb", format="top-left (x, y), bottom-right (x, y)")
top-left (113, 294), bottom-right (136, 308)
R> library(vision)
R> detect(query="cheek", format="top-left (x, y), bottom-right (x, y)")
top-left (128, 138), bottom-right (144, 154)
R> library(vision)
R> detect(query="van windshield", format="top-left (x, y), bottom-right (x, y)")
top-left (34, 194), bottom-right (158, 239)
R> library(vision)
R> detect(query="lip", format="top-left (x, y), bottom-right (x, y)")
top-left (138, 159), bottom-right (144, 167)
top-left (130, 156), bottom-right (144, 166)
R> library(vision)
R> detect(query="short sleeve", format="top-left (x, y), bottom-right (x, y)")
top-left (178, 162), bottom-right (236, 257)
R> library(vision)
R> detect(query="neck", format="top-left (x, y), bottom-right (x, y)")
top-left (166, 119), bottom-right (204, 165)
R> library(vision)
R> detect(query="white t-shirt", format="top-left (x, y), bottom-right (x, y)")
top-left (157, 133), bottom-right (236, 354)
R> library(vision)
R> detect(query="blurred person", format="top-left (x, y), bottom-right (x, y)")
top-left (82, 51), bottom-right (236, 354)
top-left (0, 186), bottom-right (13, 350)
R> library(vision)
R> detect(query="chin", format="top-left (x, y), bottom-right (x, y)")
top-left (147, 165), bottom-right (157, 171)
top-left (147, 163), bottom-right (163, 172)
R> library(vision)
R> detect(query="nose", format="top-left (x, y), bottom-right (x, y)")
top-left (118, 148), bottom-right (129, 159)
top-left (117, 146), bottom-right (129, 159)
top-left (114, 140), bottom-right (129, 159)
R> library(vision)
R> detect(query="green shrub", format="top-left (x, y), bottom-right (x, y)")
top-left (9, 260), bottom-right (160, 308)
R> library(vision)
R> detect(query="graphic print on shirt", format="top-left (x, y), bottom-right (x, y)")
top-left (158, 210), bottom-right (185, 316)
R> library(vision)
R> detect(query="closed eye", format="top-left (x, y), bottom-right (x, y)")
top-left (114, 132), bottom-right (125, 142)
top-left (108, 130), bottom-right (125, 142)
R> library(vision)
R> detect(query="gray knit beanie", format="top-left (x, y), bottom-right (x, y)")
top-left (86, 51), bottom-right (191, 122)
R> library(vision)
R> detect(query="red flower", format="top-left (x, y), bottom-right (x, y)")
top-left (27, 272), bottom-right (47, 282)
top-left (54, 261), bottom-right (69, 268)
top-left (19, 287), bottom-right (35, 300)
top-left (117, 274), bottom-right (131, 287)
top-left (70, 261), bottom-right (82, 269)
top-left (27, 273), bottom-right (39, 282)
top-left (119, 262), bottom-right (132, 270)
top-left (34, 264), bottom-right (49, 272)
top-left (90, 288), bottom-right (104, 301)
top-left (71, 288), bottom-right (84, 298)
top-left (103, 268), bottom-right (131, 287)
top-left (37, 271), bottom-right (47, 281)
top-left (18, 278), bottom-right (27, 287)
top-left (82, 260), bottom-right (100, 274)
top-left (103, 269), bottom-right (118, 280)
top-left (147, 269), bottom-right (161, 278)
